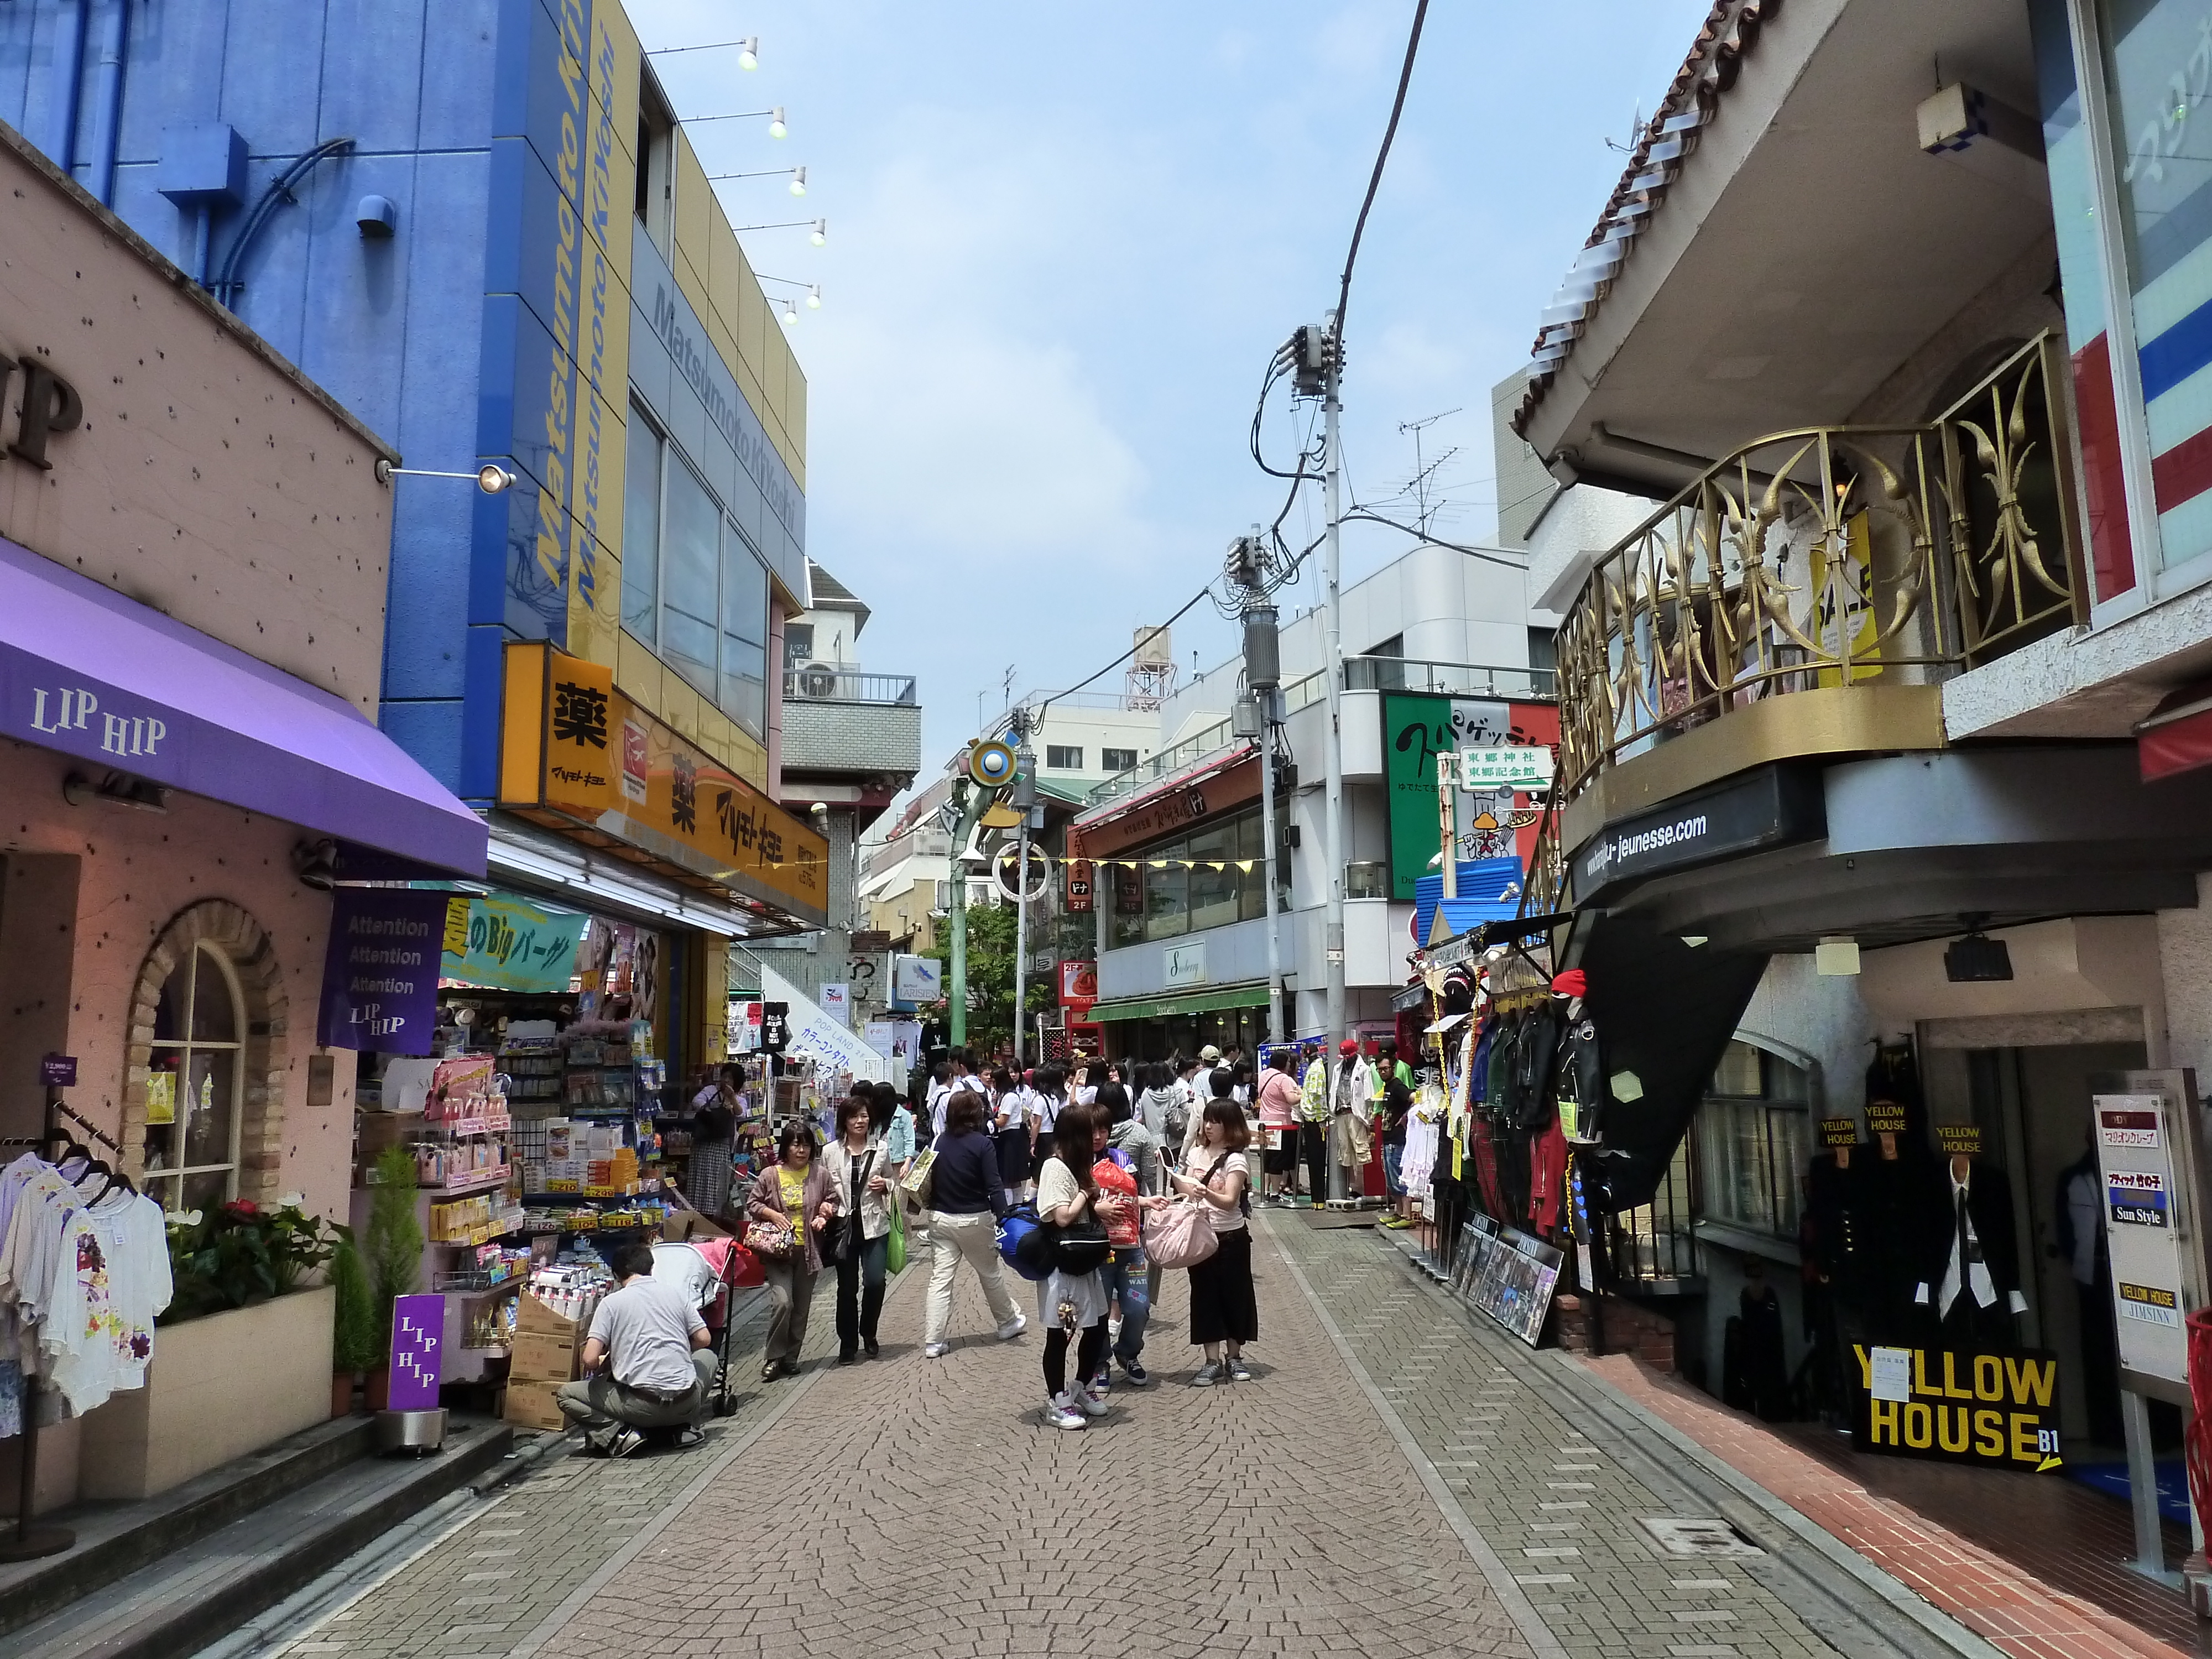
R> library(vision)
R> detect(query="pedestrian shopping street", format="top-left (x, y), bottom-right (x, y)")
top-left (227, 1215), bottom-right (2175, 1659)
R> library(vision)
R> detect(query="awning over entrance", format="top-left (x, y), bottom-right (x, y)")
top-left (0, 536), bottom-right (487, 875)
top-left (1088, 981), bottom-right (1271, 1023)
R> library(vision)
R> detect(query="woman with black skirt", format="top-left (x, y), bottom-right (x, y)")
top-left (1170, 1097), bottom-right (1257, 1385)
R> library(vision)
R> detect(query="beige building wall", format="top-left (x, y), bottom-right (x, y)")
top-left (0, 128), bottom-right (397, 714)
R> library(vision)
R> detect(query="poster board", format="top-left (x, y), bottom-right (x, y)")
top-left (1468, 1222), bottom-right (1562, 1346)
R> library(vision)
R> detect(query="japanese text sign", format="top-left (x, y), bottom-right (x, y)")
top-left (442, 893), bottom-right (589, 994)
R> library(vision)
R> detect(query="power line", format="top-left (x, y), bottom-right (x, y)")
top-left (1334, 0), bottom-right (1431, 349)
top-left (1030, 582), bottom-right (1221, 724)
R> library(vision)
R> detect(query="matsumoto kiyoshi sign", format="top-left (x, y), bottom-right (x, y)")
top-left (1572, 765), bottom-right (1824, 901)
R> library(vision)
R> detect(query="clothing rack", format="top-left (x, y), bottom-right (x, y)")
top-left (0, 1084), bottom-right (94, 1561)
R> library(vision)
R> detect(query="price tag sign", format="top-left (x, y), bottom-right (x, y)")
top-left (39, 1055), bottom-right (76, 1088)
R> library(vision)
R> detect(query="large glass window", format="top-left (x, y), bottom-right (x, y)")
top-left (1693, 1040), bottom-right (1811, 1239)
top-left (622, 416), bottom-right (661, 643)
top-left (720, 521), bottom-right (769, 736)
top-left (143, 943), bottom-right (244, 1215)
top-left (1187, 822), bottom-right (1239, 931)
top-left (1102, 806), bottom-right (1281, 946)
top-left (620, 401), bottom-right (771, 740)
top-left (661, 456), bottom-right (721, 700)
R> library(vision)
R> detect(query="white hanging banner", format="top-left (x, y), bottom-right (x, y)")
top-left (760, 964), bottom-right (889, 1082)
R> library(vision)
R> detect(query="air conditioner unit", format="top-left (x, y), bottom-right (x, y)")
top-left (797, 663), bottom-right (838, 698)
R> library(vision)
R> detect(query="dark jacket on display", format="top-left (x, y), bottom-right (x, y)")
top-left (1919, 1159), bottom-right (2024, 1309)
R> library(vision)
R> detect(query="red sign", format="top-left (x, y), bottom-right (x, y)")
top-left (1076, 753), bottom-right (1261, 857)
top-left (1060, 960), bottom-right (1098, 1009)
top-left (1065, 857), bottom-right (1094, 913)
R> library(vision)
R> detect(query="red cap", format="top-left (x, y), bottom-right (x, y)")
top-left (1551, 969), bottom-right (1588, 999)
top-left (1339, 1038), bottom-right (1359, 1055)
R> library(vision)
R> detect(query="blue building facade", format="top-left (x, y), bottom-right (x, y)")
top-left (0, 0), bottom-right (809, 814)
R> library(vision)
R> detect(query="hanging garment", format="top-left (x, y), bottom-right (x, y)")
top-left (1528, 1116), bottom-right (1568, 1235)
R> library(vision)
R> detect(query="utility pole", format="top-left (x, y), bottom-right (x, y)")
top-left (946, 775), bottom-right (971, 1050)
top-left (1010, 713), bottom-right (1037, 1065)
top-left (1321, 316), bottom-right (1347, 1070)
top-left (1234, 534), bottom-right (1287, 1048)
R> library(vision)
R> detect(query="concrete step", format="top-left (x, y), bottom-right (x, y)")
top-left (0, 1413), bottom-right (377, 1640)
top-left (0, 1416), bottom-right (512, 1659)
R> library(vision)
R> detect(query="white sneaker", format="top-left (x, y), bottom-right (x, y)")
top-left (1044, 1394), bottom-right (1088, 1431)
top-left (1078, 1385), bottom-right (1110, 1418)
top-left (997, 1314), bottom-right (1027, 1342)
top-left (923, 1342), bottom-right (950, 1358)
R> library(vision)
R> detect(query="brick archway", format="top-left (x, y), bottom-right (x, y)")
top-left (121, 899), bottom-right (288, 1199)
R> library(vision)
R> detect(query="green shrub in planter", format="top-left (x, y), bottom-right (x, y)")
top-left (366, 1145), bottom-right (424, 1361)
top-left (329, 1231), bottom-right (378, 1376)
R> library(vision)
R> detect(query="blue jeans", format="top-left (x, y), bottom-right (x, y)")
top-left (1095, 1246), bottom-right (1150, 1372)
top-left (1383, 1142), bottom-right (1405, 1196)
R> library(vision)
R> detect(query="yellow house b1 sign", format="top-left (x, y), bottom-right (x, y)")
top-left (1850, 1343), bottom-right (2062, 1472)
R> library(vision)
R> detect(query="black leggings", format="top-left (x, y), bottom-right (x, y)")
top-left (1044, 1319), bottom-right (1109, 1398)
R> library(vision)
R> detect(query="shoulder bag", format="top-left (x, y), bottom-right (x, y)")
top-left (1142, 1192), bottom-right (1219, 1270)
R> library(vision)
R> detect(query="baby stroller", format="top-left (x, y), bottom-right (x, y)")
top-left (650, 1235), bottom-right (763, 1417)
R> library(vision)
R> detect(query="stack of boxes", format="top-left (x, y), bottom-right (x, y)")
top-left (499, 1267), bottom-right (607, 1432)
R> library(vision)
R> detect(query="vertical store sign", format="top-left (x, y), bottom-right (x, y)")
top-left (388, 1293), bottom-right (445, 1410)
top-left (484, 0), bottom-right (636, 657)
top-left (316, 889), bottom-right (455, 1055)
top-left (2092, 1084), bottom-right (2196, 1390)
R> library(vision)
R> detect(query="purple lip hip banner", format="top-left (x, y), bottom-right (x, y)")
top-left (316, 888), bottom-right (454, 1055)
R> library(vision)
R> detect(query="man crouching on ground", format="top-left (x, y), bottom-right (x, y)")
top-left (556, 1240), bottom-right (716, 1457)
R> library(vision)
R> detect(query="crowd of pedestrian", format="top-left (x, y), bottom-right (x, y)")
top-left (565, 1037), bottom-right (1413, 1448)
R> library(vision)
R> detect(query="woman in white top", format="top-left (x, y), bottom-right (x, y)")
top-left (1034, 1102), bottom-right (1131, 1430)
top-left (822, 1096), bottom-right (895, 1364)
top-left (1170, 1097), bottom-right (1257, 1385)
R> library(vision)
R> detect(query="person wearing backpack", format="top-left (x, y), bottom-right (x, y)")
top-left (1034, 1102), bottom-right (1131, 1430)
top-left (1171, 1097), bottom-right (1257, 1385)
top-left (1136, 1062), bottom-right (1186, 1157)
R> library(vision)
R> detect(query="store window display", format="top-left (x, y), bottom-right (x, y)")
top-left (1914, 1124), bottom-right (2028, 1349)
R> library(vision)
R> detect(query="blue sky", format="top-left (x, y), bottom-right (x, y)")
top-left (629, 0), bottom-right (1717, 768)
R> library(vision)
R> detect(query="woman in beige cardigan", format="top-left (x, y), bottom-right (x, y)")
top-left (746, 1121), bottom-right (838, 1380)
top-left (822, 1094), bottom-right (895, 1363)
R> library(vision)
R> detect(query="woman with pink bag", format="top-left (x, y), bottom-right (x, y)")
top-left (1150, 1098), bottom-right (1257, 1385)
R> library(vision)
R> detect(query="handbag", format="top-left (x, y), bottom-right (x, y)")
top-left (886, 1201), bottom-right (906, 1275)
top-left (1141, 1198), bottom-right (1219, 1270)
top-left (742, 1218), bottom-right (801, 1261)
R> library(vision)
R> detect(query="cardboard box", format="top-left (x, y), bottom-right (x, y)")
top-left (508, 1329), bottom-right (578, 1383)
top-left (516, 1293), bottom-right (581, 1343)
top-left (502, 1379), bottom-right (568, 1432)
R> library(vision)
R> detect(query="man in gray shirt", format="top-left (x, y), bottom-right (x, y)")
top-left (555, 1242), bottom-right (717, 1457)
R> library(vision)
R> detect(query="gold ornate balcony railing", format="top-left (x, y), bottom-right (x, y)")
top-left (1557, 333), bottom-right (2086, 797)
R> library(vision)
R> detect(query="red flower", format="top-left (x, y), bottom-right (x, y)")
top-left (223, 1199), bottom-right (259, 1217)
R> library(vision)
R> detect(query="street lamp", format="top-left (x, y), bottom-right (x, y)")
top-left (708, 166), bottom-right (807, 197)
top-left (374, 459), bottom-right (514, 493)
top-left (733, 217), bottom-right (827, 246)
top-left (646, 36), bottom-right (758, 70)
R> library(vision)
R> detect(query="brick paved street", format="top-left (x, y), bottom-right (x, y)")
top-left (255, 1216), bottom-right (2112, 1659)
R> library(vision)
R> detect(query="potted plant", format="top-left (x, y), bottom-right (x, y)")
top-left (363, 1145), bottom-right (424, 1412)
top-left (328, 1229), bottom-right (375, 1417)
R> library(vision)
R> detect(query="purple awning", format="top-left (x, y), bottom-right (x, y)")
top-left (0, 537), bottom-right (486, 877)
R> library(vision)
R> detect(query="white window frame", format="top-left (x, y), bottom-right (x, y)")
top-left (145, 941), bottom-right (246, 1214)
